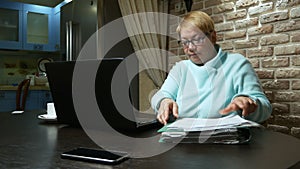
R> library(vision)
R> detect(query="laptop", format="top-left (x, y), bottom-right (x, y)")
top-left (45, 58), bottom-right (158, 131)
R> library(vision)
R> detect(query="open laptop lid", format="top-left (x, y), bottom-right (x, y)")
top-left (45, 60), bottom-right (79, 126)
top-left (45, 58), bottom-right (156, 131)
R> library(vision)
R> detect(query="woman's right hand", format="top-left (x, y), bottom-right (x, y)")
top-left (156, 98), bottom-right (179, 125)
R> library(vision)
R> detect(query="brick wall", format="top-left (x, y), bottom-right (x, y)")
top-left (168, 0), bottom-right (300, 138)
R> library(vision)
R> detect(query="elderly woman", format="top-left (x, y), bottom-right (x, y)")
top-left (151, 11), bottom-right (272, 125)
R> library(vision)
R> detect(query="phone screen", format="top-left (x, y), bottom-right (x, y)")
top-left (61, 147), bottom-right (129, 164)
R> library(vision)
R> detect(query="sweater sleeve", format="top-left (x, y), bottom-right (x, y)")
top-left (151, 62), bottom-right (183, 113)
top-left (232, 56), bottom-right (272, 123)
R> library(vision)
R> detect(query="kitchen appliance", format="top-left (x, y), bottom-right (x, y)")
top-left (59, 0), bottom-right (139, 110)
top-left (61, 0), bottom-right (98, 61)
top-left (60, 0), bottom-right (135, 60)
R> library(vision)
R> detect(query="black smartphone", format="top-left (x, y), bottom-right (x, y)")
top-left (61, 147), bottom-right (129, 165)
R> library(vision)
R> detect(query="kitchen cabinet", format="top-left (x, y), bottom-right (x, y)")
top-left (0, 91), bottom-right (15, 112)
top-left (23, 4), bottom-right (57, 51)
top-left (25, 90), bottom-right (53, 110)
top-left (0, 1), bottom-right (23, 50)
top-left (0, 1), bottom-right (59, 51)
top-left (0, 90), bottom-right (52, 112)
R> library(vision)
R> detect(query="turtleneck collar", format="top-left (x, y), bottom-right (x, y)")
top-left (190, 44), bottom-right (223, 69)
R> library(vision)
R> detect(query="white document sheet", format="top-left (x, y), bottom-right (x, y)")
top-left (167, 114), bottom-right (261, 132)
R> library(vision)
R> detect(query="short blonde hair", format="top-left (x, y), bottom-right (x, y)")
top-left (176, 11), bottom-right (215, 35)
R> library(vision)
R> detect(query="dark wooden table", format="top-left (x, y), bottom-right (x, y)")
top-left (1, 111), bottom-right (299, 169)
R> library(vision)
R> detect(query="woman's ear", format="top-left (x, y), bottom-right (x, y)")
top-left (210, 31), bottom-right (217, 44)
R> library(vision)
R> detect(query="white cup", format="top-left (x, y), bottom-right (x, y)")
top-left (47, 103), bottom-right (56, 118)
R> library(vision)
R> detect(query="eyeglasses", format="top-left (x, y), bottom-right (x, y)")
top-left (178, 33), bottom-right (210, 48)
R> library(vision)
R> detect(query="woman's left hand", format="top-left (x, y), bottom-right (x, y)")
top-left (219, 96), bottom-right (258, 117)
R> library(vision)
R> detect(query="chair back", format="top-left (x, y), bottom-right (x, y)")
top-left (16, 79), bottom-right (31, 111)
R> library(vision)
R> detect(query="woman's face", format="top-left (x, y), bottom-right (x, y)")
top-left (179, 26), bottom-right (217, 65)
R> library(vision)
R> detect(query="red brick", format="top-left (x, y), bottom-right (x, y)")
top-left (260, 34), bottom-right (289, 45)
top-left (224, 30), bottom-right (246, 40)
top-left (276, 0), bottom-right (300, 9)
top-left (235, 18), bottom-right (258, 29)
top-left (212, 2), bottom-right (234, 14)
top-left (215, 22), bottom-right (234, 32)
top-left (274, 91), bottom-right (300, 102)
top-left (271, 103), bottom-right (290, 115)
top-left (262, 57), bottom-right (289, 68)
top-left (261, 80), bottom-right (289, 90)
top-left (260, 10), bottom-right (289, 24)
top-left (219, 41), bottom-right (234, 50)
top-left (205, 0), bottom-right (222, 8)
top-left (247, 47), bottom-right (273, 58)
top-left (274, 20), bottom-right (300, 33)
top-left (275, 68), bottom-right (300, 78)
top-left (248, 24), bottom-right (273, 36)
top-left (248, 2), bottom-right (273, 16)
top-left (202, 8), bottom-right (213, 15)
top-left (249, 58), bottom-right (259, 68)
top-left (291, 32), bottom-right (300, 42)
top-left (236, 0), bottom-right (258, 8)
top-left (255, 70), bottom-right (274, 79)
top-left (291, 6), bottom-right (300, 18)
top-left (273, 115), bottom-right (300, 128)
top-left (225, 9), bottom-right (247, 20)
top-left (191, 2), bottom-right (204, 11)
top-left (233, 49), bottom-right (246, 57)
top-left (234, 38), bottom-right (258, 49)
top-left (211, 14), bottom-right (224, 23)
top-left (264, 90), bottom-right (274, 102)
top-left (292, 80), bottom-right (300, 90)
top-left (292, 56), bottom-right (300, 66)
top-left (274, 44), bottom-right (300, 55)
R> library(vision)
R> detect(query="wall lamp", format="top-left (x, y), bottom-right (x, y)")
top-left (184, 0), bottom-right (193, 12)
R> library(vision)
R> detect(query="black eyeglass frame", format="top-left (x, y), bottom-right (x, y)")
top-left (178, 32), bottom-right (211, 48)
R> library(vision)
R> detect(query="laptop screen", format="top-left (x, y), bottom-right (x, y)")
top-left (45, 58), bottom-right (140, 129)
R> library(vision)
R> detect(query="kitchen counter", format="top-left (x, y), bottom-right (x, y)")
top-left (0, 85), bottom-right (50, 91)
top-left (0, 85), bottom-right (52, 112)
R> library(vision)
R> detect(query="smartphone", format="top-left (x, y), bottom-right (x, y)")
top-left (61, 147), bottom-right (129, 164)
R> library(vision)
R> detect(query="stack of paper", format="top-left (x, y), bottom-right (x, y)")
top-left (158, 115), bottom-right (261, 144)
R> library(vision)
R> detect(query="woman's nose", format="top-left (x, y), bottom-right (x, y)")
top-left (188, 44), bottom-right (196, 51)
top-left (187, 42), bottom-right (195, 48)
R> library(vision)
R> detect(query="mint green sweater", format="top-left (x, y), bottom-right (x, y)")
top-left (151, 47), bottom-right (272, 123)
